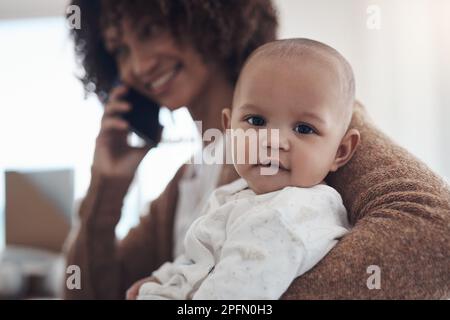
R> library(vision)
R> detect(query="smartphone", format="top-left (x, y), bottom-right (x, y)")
top-left (120, 87), bottom-right (163, 146)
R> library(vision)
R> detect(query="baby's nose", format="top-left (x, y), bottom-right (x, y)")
top-left (261, 129), bottom-right (290, 151)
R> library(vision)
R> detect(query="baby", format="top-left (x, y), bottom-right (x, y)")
top-left (137, 38), bottom-right (360, 300)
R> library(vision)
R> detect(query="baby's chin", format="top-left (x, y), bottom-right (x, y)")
top-left (241, 165), bottom-right (325, 194)
top-left (244, 167), bottom-right (292, 195)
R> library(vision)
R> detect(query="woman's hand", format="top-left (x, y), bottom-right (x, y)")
top-left (126, 276), bottom-right (161, 300)
top-left (92, 85), bottom-right (153, 179)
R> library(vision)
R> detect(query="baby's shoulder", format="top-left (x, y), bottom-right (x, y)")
top-left (267, 185), bottom-right (345, 217)
top-left (207, 178), bottom-right (249, 206)
top-left (277, 184), bottom-right (342, 202)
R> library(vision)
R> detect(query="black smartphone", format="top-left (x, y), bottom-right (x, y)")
top-left (120, 87), bottom-right (163, 146)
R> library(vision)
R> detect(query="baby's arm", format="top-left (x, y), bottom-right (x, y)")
top-left (192, 188), bottom-right (348, 300)
top-left (137, 254), bottom-right (194, 300)
top-left (126, 276), bottom-right (160, 300)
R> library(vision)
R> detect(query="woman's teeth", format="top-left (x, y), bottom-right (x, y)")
top-left (150, 65), bottom-right (179, 90)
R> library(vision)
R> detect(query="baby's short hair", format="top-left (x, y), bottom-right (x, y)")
top-left (241, 38), bottom-right (355, 129)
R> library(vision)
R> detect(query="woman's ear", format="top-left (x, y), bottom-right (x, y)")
top-left (330, 128), bottom-right (361, 172)
top-left (221, 108), bottom-right (232, 131)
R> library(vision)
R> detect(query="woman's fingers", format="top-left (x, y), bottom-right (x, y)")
top-left (109, 84), bottom-right (128, 101)
top-left (102, 117), bottom-right (129, 132)
top-left (100, 85), bottom-right (132, 134)
top-left (103, 84), bottom-right (130, 117)
top-left (104, 101), bottom-right (131, 117)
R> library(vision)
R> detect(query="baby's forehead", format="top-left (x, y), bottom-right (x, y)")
top-left (234, 39), bottom-right (355, 127)
top-left (245, 46), bottom-right (346, 83)
top-left (247, 40), bottom-right (352, 83)
top-left (248, 41), bottom-right (351, 90)
top-left (236, 50), bottom-right (347, 107)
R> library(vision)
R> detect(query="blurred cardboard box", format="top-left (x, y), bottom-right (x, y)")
top-left (4, 169), bottom-right (73, 253)
top-left (1, 169), bottom-right (73, 298)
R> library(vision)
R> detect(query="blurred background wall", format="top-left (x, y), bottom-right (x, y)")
top-left (0, 0), bottom-right (449, 248)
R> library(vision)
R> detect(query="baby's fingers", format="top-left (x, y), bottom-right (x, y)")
top-left (126, 276), bottom-right (160, 300)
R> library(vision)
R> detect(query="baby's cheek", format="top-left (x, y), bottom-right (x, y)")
top-left (291, 148), bottom-right (332, 186)
top-left (231, 142), bottom-right (251, 177)
top-left (231, 130), bottom-right (261, 166)
top-left (233, 163), bottom-right (250, 181)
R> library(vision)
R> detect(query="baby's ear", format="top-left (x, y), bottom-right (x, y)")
top-left (330, 128), bottom-right (360, 172)
top-left (221, 108), bottom-right (232, 131)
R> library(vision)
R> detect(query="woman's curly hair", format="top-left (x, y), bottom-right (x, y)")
top-left (68, 0), bottom-right (278, 98)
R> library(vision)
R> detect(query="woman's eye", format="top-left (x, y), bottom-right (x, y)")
top-left (294, 124), bottom-right (315, 135)
top-left (246, 116), bottom-right (266, 126)
top-left (111, 46), bottom-right (128, 59)
top-left (140, 24), bottom-right (164, 39)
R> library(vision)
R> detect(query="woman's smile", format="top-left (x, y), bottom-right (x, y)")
top-left (144, 62), bottom-right (183, 96)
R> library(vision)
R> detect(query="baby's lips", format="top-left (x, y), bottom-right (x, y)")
top-left (258, 158), bottom-right (280, 166)
top-left (257, 157), bottom-right (289, 170)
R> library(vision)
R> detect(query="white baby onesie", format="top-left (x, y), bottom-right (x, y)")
top-left (138, 178), bottom-right (349, 300)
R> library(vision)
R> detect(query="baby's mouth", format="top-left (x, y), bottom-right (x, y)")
top-left (257, 159), bottom-right (289, 171)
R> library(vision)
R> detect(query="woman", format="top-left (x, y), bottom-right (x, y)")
top-left (65, 0), bottom-right (450, 299)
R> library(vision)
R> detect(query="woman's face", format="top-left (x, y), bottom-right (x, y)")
top-left (103, 19), bottom-right (213, 110)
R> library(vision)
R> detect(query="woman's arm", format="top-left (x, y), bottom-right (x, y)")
top-left (282, 102), bottom-right (450, 299)
top-left (63, 166), bottom-right (184, 300)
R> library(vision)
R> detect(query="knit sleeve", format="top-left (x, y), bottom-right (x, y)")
top-left (282, 102), bottom-right (450, 299)
top-left (63, 166), bottom-right (184, 299)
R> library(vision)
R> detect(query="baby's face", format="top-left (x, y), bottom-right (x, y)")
top-left (224, 56), bottom-right (352, 194)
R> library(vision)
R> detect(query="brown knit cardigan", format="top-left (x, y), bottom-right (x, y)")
top-left (64, 102), bottom-right (450, 299)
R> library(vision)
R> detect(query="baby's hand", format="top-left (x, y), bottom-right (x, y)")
top-left (126, 276), bottom-right (161, 300)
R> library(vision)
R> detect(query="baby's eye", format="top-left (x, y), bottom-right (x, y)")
top-left (294, 124), bottom-right (315, 135)
top-left (246, 116), bottom-right (266, 127)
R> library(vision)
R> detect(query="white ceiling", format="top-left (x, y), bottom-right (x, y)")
top-left (0, 0), bottom-right (69, 20)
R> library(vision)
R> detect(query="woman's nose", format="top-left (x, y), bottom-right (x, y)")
top-left (130, 51), bottom-right (158, 80)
